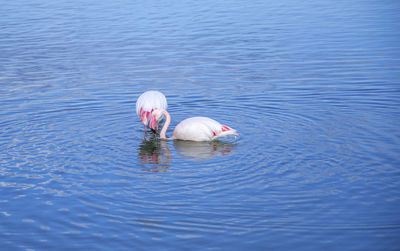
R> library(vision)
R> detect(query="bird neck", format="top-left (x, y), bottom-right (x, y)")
top-left (160, 110), bottom-right (171, 140)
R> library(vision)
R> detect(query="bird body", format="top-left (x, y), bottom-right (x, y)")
top-left (136, 90), bottom-right (167, 130)
top-left (173, 117), bottom-right (237, 141)
top-left (152, 110), bottom-right (238, 142)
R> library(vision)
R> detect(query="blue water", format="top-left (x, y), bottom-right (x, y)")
top-left (1, 0), bottom-right (400, 250)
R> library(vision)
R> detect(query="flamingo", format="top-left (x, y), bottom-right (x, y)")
top-left (151, 110), bottom-right (238, 141)
top-left (136, 90), bottom-right (167, 131)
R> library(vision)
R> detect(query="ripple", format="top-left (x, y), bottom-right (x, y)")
top-left (1, 0), bottom-right (400, 250)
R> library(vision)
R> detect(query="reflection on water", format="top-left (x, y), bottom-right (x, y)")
top-left (174, 140), bottom-right (237, 161)
top-left (1, 0), bottom-right (399, 250)
top-left (138, 133), bottom-right (237, 166)
top-left (138, 134), bottom-right (171, 172)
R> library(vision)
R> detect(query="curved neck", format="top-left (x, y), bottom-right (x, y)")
top-left (160, 110), bottom-right (171, 140)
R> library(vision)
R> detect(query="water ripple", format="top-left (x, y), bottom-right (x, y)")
top-left (1, 0), bottom-right (400, 250)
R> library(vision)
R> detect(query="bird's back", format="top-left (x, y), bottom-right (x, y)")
top-left (136, 90), bottom-right (167, 116)
top-left (136, 91), bottom-right (167, 129)
top-left (173, 117), bottom-right (221, 141)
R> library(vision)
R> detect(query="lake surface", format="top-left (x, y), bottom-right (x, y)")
top-left (1, 0), bottom-right (400, 250)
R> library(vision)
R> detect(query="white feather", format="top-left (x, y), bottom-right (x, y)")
top-left (172, 117), bottom-right (238, 141)
top-left (136, 90), bottom-right (167, 115)
top-left (136, 90), bottom-right (167, 129)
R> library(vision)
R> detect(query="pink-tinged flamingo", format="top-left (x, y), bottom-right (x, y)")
top-left (136, 91), bottom-right (167, 131)
top-left (151, 110), bottom-right (238, 141)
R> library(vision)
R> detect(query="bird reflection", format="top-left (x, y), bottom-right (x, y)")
top-left (138, 134), bottom-right (171, 172)
top-left (138, 135), bottom-right (238, 171)
top-left (173, 140), bottom-right (237, 161)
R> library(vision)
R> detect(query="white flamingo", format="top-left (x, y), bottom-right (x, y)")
top-left (152, 110), bottom-right (238, 141)
top-left (136, 90), bottom-right (167, 131)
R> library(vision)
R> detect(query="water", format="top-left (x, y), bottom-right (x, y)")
top-left (1, 0), bottom-right (400, 250)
